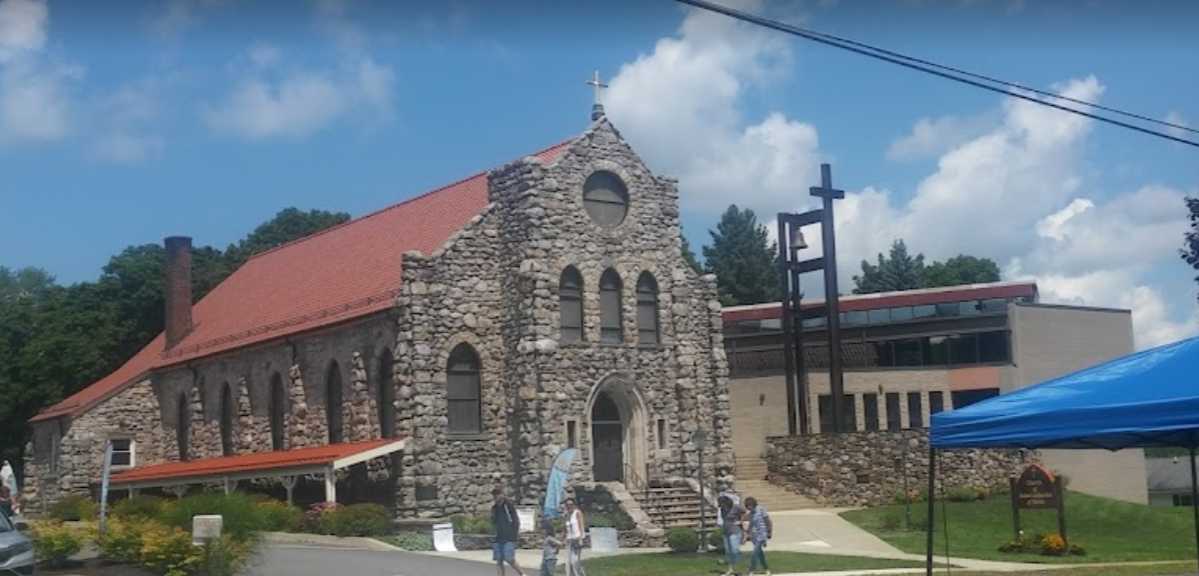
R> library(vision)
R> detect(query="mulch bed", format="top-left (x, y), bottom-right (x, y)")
top-left (38, 559), bottom-right (156, 576)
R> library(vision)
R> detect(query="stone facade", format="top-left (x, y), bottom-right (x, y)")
top-left (22, 118), bottom-right (733, 520)
top-left (765, 430), bottom-right (1026, 507)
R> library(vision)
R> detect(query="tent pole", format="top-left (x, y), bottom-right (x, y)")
top-left (1190, 446), bottom-right (1198, 576)
top-left (926, 446), bottom-right (936, 576)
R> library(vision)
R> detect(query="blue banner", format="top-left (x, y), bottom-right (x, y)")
top-left (543, 448), bottom-right (577, 519)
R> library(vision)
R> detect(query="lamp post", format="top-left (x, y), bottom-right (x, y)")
top-left (693, 429), bottom-right (708, 552)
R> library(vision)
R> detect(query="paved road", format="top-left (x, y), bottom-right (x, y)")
top-left (246, 544), bottom-right (504, 576)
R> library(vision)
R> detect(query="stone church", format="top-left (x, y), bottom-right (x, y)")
top-left (23, 111), bottom-right (734, 517)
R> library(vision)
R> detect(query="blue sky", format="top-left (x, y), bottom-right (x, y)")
top-left (1, 0), bottom-right (1196, 348)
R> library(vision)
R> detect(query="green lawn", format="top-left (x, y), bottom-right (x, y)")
top-left (580, 551), bottom-right (923, 575)
top-left (842, 491), bottom-right (1199, 564)
top-left (950, 563), bottom-right (1198, 576)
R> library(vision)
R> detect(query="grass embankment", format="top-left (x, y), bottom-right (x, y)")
top-left (581, 551), bottom-right (923, 575)
top-left (842, 490), bottom-right (1199, 564)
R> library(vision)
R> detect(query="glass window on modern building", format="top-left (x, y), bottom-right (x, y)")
top-left (863, 393), bottom-right (879, 431)
top-left (907, 392), bottom-right (924, 428)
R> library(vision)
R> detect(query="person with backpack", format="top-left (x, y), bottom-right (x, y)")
top-left (745, 497), bottom-right (773, 576)
top-left (491, 486), bottom-right (525, 576)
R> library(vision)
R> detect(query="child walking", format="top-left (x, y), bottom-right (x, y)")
top-left (539, 519), bottom-right (562, 576)
top-left (745, 497), bottom-right (773, 576)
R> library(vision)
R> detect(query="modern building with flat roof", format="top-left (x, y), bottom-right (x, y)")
top-left (724, 280), bottom-right (1148, 504)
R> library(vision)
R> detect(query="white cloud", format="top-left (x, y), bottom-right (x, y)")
top-left (0, 0), bottom-right (78, 144)
top-left (205, 71), bottom-right (346, 139)
top-left (91, 80), bottom-right (165, 164)
top-left (204, 7), bottom-right (395, 141)
top-left (1165, 110), bottom-right (1190, 140)
top-left (830, 76), bottom-right (1196, 349)
top-left (886, 113), bottom-right (996, 161)
top-left (0, 0), bottom-right (45, 62)
top-left (605, 0), bottom-right (822, 217)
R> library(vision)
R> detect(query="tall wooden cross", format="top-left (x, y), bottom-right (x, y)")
top-left (809, 163), bottom-right (847, 433)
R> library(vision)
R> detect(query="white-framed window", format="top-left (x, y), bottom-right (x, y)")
top-left (110, 438), bottom-right (135, 468)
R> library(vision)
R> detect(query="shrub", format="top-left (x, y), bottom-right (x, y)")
top-left (997, 536), bottom-right (1030, 554)
top-left (48, 494), bottom-right (97, 522)
top-left (946, 486), bottom-right (980, 502)
top-left (303, 502), bottom-right (340, 533)
top-left (587, 511), bottom-right (635, 531)
top-left (254, 501), bottom-right (302, 532)
top-left (450, 514), bottom-right (493, 535)
top-left (29, 521), bottom-right (87, 567)
top-left (389, 531), bottom-right (434, 551)
top-left (159, 492), bottom-right (265, 541)
top-left (195, 535), bottom-right (251, 576)
top-left (1040, 533), bottom-right (1067, 556)
top-left (112, 495), bottom-right (167, 521)
top-left (708, 527), bottom-right (725, 552)
top-left (140, 522), bottom-right (202, 576)
top-left (319, 503), bottom-right (391, 537)
top-left (666, 527), bottom-right (698, 553)
top-left (98, 519), bottom-right (149, 563)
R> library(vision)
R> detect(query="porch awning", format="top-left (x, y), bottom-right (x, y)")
top-left (109, 438), bottom-right (405, 501)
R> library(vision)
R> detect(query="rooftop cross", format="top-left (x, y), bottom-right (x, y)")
top-left (586, 70), bottom-right (608, 121)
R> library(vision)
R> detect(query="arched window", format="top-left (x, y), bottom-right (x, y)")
top-left (270, 372), bottom-right (286, 451)
top-left (636, 272), bottom-right (660, 345)
top-left (220, 383), bottom-right (234, 456)
top-left (177, 392), bottom-right (190, 461)
top-left (447, 344), bottom-right (481, 434)
top-left (559, 267), bottom-right (584, 343)
top-left (378, 348), bottom-right (395, 438)
top-left (599, 269), bottom-right (623, 343)
top-left (326, 361), bottom-right (344, 444)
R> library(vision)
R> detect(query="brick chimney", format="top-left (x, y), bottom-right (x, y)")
top-left (164, 236), bottom-right (194, 348)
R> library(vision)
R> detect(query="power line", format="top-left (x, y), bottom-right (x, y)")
top-left (794, 20), bottom-right (1198, 136)
top-left (673, 0), bottom-right (1199, 149)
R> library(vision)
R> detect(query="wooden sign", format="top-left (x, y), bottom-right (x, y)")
top-left (1008, 464), bottom-right (1068, 546)
top-left (1015, 464), bottom-right (1057, 509)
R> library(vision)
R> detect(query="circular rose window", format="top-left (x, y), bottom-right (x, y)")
top-left (582, 171), bottom-right (629, 227)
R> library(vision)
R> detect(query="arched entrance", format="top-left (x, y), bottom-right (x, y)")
top-left (587, 375), bottom-right (648, 487)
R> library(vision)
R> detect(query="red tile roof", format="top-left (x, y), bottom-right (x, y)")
top-left (110, 439), bottom-right (401, 485)
top-left (721, 281), bottom-right (1038, 323)
top-left (32, 141), bottom-right (573, 423)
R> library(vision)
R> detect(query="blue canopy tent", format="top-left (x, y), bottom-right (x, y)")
top-left (926, 335), bottom-right (1199, 575)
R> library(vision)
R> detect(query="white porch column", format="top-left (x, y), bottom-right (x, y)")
top-left (281, 476), bottom-right (298, 506)
top-left (323, 466), bottom-right (337, 503)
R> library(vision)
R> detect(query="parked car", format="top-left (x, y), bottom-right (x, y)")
top-left (0, 510), bottom-right (33, 575)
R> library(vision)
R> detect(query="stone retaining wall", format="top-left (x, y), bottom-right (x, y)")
top-left (765, 430), bottom-right (1028, 507)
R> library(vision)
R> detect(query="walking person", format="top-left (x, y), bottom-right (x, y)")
top-left (539, 518), bottom-right (562, 576)
top-left (491, 487), bottom-right (526, 576)
top-left (745, 497), bottom-right (773, 576)
top-left (564, 498), bottom-right (587, 576)
top-left (718, 495), bottom-right (747, 576)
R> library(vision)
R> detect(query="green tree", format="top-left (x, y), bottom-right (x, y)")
top-left (680, 230), bottom-right (702, 274)
top-left (1183, 197), bottom-right (1199, 300)
top-left (0, 207), bottom-right (351, 474)
top-left (703, 205), bottom-right (781, 305)
top-left (223, 208), bottom-right (350, 268)
top-left (853, 240), bottom-right (925, 294)
top-left (922, 255), bottom-right (1001, 288)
